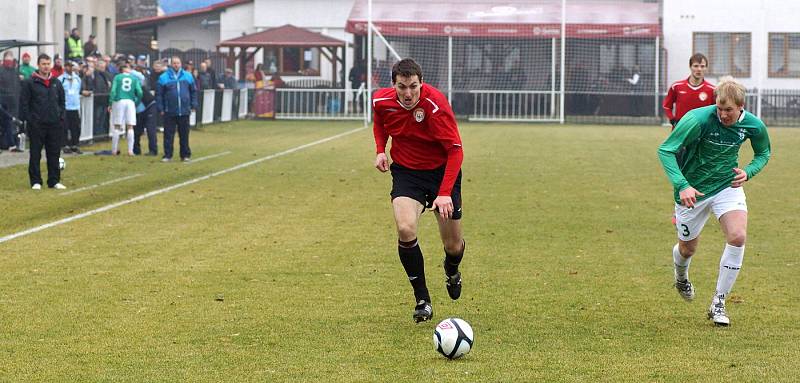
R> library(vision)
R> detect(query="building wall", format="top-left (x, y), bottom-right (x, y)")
top-left (220, 2), bottom-right (256, 41)
top-left (157, 13), bottom-right (221, 51)
top-left (663, 0), bottom-right (800, 90)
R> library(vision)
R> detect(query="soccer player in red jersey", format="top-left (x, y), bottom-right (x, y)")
top-left (373, 58), bottom-right (465, 323)
top-left (663, 53), bottom-right (716, 130)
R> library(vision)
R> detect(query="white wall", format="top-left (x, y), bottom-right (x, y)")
top-left (220, 2), bottom-right (256, 41)
top-left (158, 13), bottom-right (220, 51)
top-left (252, 0), bottom-right (355, 86)
top-left (663, 0), bottom-right (800, 89)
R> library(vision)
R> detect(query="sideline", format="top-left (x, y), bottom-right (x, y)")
top-left (59, 173), bottom-right (144, 196)
top-left (187, 151), bottom-right (232, 164)
top-left (0, 127), bottom-right (365, 244)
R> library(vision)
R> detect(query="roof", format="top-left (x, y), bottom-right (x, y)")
top-left (117, 0), bottom-right (252, 30)
top-left (218, 24), bottom-right (345, 48)
top-left (346, 0), bottom-right (660, 38)
top-left (0, 40), bottom-right (56, 51)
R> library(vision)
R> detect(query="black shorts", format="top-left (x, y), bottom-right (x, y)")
top-left (390, 162), bottom-right (462, 220)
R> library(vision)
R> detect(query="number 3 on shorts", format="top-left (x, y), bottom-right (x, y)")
top-left (680, 224), bottom-right (690, 237)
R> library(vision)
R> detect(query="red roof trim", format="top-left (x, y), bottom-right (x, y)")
top-left (117, 0), bottom-right (252, 29)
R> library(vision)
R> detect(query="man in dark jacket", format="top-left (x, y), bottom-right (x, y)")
top-left (156, 56), bottom-right (197, 162)
top-left (20, 54), bottom-right (67, 190)
top-left (0, 51), bottom-right (22, 151)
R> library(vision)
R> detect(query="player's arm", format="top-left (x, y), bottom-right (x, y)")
top-left (430, 104), bottom-right (463, 219)
top-left (743, 124), bottom-right (772, 181)
top-left (657, 114), bottom-right (704, 206)
top-left (662, 85), bottom-right (677, 125)
top-left (373, 106), bottom-right (389, 172)
top-left (109, 77), bottom-right (119, 102)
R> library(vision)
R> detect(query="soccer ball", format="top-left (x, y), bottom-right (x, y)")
top-left (59, 157), bottom-right (66, 170)
top-left (433, 318), bottom-right (473, 359)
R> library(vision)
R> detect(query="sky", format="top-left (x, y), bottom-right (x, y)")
top-left (159, 0), bottom-right (228, 14)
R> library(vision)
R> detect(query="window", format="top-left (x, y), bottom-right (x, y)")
top-left (37, 5), bottom-right (45, 42)
top-left (76, 14), bottom-right (83, 35)
top-left (64, 13), bottom-right (71, 31)
top-left (91, 17), bottom-right (98, 37)
top-left (693, 32), bottom-right (751, 77)
top-left (769, 33), bottom-right (800, 78)
top-left (275, 47), bottom-right (320, 75)
top-left (105, 18), bottom-right (112, 54)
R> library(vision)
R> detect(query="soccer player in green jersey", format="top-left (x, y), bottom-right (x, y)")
top-left (109, 63), bottom-right (142, 155)
top-left (658, 78), bottom-right (771, 327)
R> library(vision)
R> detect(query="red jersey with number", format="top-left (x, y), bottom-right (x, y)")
top-left (663, 78), bottom-right (715, 122)
top-left (373, 84), bottom-right (463, 195)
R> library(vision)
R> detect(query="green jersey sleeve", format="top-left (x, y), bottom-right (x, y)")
top-left (657, 113), bottom-right (702, 192)
top-left (743, 123), bottom-right (771, 179)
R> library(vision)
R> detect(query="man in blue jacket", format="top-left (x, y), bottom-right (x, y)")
top-left (156, 56), bottom-right (197, 162)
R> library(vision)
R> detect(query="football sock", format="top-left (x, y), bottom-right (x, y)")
top-left (126, 129), bottom-right (135, 154)
top-left (673, 243), bottom-right (691, 282)
top-left (111, 127), bottom-right (121, 154)
top-left (444, 239), bottom-right (465, 276)
top-left (715, 243), bottom-right (744, 299)
top-left (398, 238), bottom-right (430, 302)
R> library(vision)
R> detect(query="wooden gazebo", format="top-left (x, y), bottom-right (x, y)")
top-left (218, 24), bottom-right (346, 87)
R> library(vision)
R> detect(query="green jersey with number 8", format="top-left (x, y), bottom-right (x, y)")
top-left (110, 73), bottom-right (143, 104)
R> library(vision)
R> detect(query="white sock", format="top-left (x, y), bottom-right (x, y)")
top-left (127, 129), bottom-right (134, 154)
top-left (673, 243), bottom-right (691, 282)
top-left (715, 243), bottom-right (744, 300)
top-left (111, 127), bottom-right (121, 153)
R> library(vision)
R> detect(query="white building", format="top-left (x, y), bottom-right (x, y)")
top-left (0, 0), bottom-right (115, 59)
top-left (663, 0), bottom-right (800, 90)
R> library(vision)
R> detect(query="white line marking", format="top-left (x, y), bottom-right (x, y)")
top-left (0, 127), bottom-right (365, 244)
top-left (60, 174), bottom-right (144, 196)
top-left (188, 151), bottom-right (231, 164)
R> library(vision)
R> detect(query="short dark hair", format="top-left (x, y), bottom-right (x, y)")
top-left (689, 53), bottom-right (708, 66)
top-left (391, 58), bottom-right (423, 83)
top-left (37, 53), bottom-right (51, 64)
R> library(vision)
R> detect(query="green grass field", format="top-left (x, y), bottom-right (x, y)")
top-left (1, 120), bottom-right (798, 382)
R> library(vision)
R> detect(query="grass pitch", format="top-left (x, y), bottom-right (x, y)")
top-left (0, 120), bottom-right (798, 382)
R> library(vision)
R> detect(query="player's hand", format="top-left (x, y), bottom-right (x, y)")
top-left (731, 167), bottom-right (748, 188)
top-left (679, 186), bottom-right (704, 208)
top-left (432, 195), bottom-right (454, 220)
top-left (375, 153), bottom-right (389, 172)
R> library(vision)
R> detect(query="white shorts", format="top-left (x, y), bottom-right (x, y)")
top-left (674, 186), bottom-right (747, 241)
top-left (111, 99), bottom-right (137, 127)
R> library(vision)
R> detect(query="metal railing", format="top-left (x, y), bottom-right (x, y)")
top-left (469, 90), bottom-right (561, 122)
top-left (276, 89), bottom-right (365, 120)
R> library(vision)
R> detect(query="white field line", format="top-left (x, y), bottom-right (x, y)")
top-left (60, 174), bottom-right (144, 196)
top-left (188, 151), bottom-right (232, 163)
top-left (0, 127), bottom-right (365, 245)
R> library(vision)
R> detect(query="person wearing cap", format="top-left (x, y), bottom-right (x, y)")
top-left (19, 53), bottom-right (36, 80)
top-left (223, 68), bottom-right (238, 89)
top-left (83, 34), bottom-right (98, 58)
top-left (58, 60), bottom-right (84, 154)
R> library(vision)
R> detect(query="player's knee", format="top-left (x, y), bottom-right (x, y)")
top-left (678, 242), bottom-right (696, 258)
top-left (727, 231), bottom-right (747, 247)
top-left (396, 223), bottom-right (417, 241)
top-left (443, 238), bottom-right (463, 255)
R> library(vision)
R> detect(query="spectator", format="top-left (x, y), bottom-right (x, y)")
top-left (204, 58), bottom-right (218, 88)
top-left (131, 67), bottom-right (157, 156)
top-left (83, 35), bottom-right (98, 58)
top-left (19, 52), bottom-right (36, 80)
top-left (20, 53), bottom-right (67, 190)
top-left (223, 68), bottom-right (238, 89)
top-left (348, 61), bottom-right (366, 112)
top-left (92, 58), bottom-right (112, 136)
top-left (197, 61), bottom-right (213, 90)
top-left (66, 28), bottom-right (83, 61)
top-left (254, 63), bottom-right (265, 88)
top-left (268, 73), bottom-right (285, 88)
top-left (58, 60), bottom-right (83, 154)
top-left (156, 56), bottom-right (197, 162)
top-left (103, 55), bottom-right (118, 75)
top-left (51, 55), bottom-right (64, 78)
top-left (1, 51), bottom-right (23, 152)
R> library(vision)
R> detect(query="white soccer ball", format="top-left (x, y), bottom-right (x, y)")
top-left (433, 317), bottom-right (473, 359)
top-left (59, 157), bottom-right (66, 170)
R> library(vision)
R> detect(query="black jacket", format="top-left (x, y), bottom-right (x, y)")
top-left (20, 73), bottom-right (65, 128)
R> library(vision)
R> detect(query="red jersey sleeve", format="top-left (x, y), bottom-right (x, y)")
top-left (663, 85), bottom-right (676, 121)
top-left (425, 94), bottom-right (463, 196)
top-left (373, 106), bottom-right (388, 154)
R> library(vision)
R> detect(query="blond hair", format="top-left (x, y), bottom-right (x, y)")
top-left (714, 76), bottom-right (746, 106)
